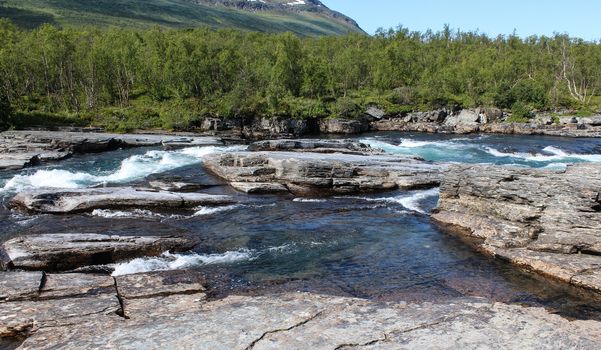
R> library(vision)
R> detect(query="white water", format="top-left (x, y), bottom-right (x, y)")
top-left (361, 137), bottom-right (601, 167)
top-left (1, 145), bottom-right (246, 193)
top-left (91, 209), bottom-right (170, 219)
top-left (292, 198), bottom-right (328, 203)
top-left (193, 205), bottom-right (240, 217)
top-left (112, 250), bottom-right (256, 276)
top-left (111, 242), bottom-right (306, 276)
top-left (352, 188), bottom-right (440, 214)
top-left (485, 146), bottom-right (601, 163)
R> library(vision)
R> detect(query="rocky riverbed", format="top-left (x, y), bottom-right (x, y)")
top-left (2, 130), bottom-right (601, 348)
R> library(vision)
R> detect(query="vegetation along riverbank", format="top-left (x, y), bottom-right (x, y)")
top-left (1, 20), bottom-right (601, 133)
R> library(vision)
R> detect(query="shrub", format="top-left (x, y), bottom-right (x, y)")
top-left (331, 97), bottom-right (362, 119)
top-left (507, 102), bottom-right (532, 123)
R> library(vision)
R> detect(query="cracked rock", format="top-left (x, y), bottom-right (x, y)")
top-left (433, 163), bottom-right (601, 295)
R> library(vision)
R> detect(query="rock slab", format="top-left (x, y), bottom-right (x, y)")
top-left (10, 187), bottom-right (235, 214)
top-left (432, 163), bottom-right (601, 295)
top-left (204, 150), bottom-right (443, 196)
top-left (12, 293), bottom-right (601, 350)
top-left (0, 233), bottom-right (195, 271)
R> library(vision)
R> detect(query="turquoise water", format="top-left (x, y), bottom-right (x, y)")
top-left (357, 132), bottom-right (601, 169)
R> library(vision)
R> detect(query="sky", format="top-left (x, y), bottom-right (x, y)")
top-left (321, 0), bottom-right (601, 40)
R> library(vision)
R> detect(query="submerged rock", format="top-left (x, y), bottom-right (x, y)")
top-left (0, 233), bottom-right (195, 271)
top-left (432, 163), bottom-right (601, 295)
top-left (10, 187), bottom-right (235, 214)
top-left (204, 151), bottom-right (443, 196)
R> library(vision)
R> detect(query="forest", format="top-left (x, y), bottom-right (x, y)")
top-left (1, 19), bottom-right (601, 131)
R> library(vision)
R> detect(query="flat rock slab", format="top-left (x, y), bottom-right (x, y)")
top-left (115, 270), bottom-right (206, 300)
top-left (433, 163), bottom-right (601, 295)
top-left (147, 181), bottom-right (215, 192)
top-left (230, 182), bottom-right (290, 194)
top-left (115, 270), bottom-right (207, 319)
top-left (0, 272), bottom-right (43, 302)
top-left (248, 139), bottom-right (382, 155)
top-left (40, 273), bottom-right (115, 299)
top-left (0, 294), bottom-right (120, 339)
top-left (10, 187), bottom-right (236, 213)
top-left (14, 293), bottom-right (601, 349)
top-left (1, 233), bottom-right (195, 271)
top-left (204, 151), bottom-right (443, 196)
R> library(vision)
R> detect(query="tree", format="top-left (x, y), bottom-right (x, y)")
top-left (0, 88), bottom-right (12, 130)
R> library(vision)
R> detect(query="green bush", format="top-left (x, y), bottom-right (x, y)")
top-left (507, 102), bottom-right (532, 123)
top-left (331, 97), bottom-right (362, 119)
top-left (551, 116), bottom-right (561, 124)
top-left (575, 109), bottom-right (595, 117)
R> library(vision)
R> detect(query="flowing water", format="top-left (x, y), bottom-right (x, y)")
top-left (1, 133), bottom-right (601, 319)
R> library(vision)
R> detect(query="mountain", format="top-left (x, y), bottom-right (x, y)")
top-left (0, 0), bottom-right (364, 36)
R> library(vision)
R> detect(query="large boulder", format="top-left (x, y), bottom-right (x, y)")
top-left (248, 139), bottom-right (380, 155)
top-left (319, 118), bottom-right (370, 134)
top-left (0, 233), bottom-right (195, 271)
top-left (204, 151), bottom-right (443, 196)
top-left (10, 187), bottom-right (235, 214)
top-left (432, 163), bottom-right (601, 295)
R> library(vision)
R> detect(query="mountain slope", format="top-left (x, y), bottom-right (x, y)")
top-left (0, 0), bottom-right (364, 36)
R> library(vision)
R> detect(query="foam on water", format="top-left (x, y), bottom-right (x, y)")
top-left (292, 198), bottom-right (328, 203)
top-left (111, 241), bottom-right (304, 276)
top-left (112, 249), bottom-right (256, 276)
top-left (193, 205), bottom-right (240, 217)
top-left (485, 146), bottom-right (601, 163)
top-left (361, 136), bottom-right (601, 167)
top-left (351, 188), bottom-right (440, 214)
top-left (1, 145), bottom-right (246, 193)
top-left (91, 209), bottom-right (170, 219)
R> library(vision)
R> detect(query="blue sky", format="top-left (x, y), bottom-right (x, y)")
top-left (321, 0), bottom-right (601, 40)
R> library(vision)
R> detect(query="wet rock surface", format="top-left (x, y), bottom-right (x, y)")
top-left (433, 163), bottom-right (601, 295)
top-left (0, 130), bottom-right (224, 171)
top-left (204, 150), bottom-right (443, 196)
top-left (0, 233), bottom-right (195, 271)
top-left (9, 187), bottom-right (236, 214)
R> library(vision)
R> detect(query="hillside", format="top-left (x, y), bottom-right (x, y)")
top-left (0, 0), bottom-right (363, 36)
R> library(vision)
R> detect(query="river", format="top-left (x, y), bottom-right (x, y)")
top-left (1, 132), bottom-right (601, 319)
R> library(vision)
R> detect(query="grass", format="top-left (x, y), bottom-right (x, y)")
top-left (0, 0), bottom-right (363, 36)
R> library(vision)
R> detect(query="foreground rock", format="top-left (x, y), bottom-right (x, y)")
top-left (1, 268), bottom-right (600, 349)
top-left (0, 233), bottom-right (194, 271)
top-left (432, 163), bottom-right (601, 295)
top-left (248, 139), bottom-right (382, 155)
top-left (204, 151), bottom-right (443, 196)
top-left (3, 289), bottom-right (600, 349)
top-left (10, 187), bottom-right (235, 214)
top-left (0, 130), bottom-right (224, 171)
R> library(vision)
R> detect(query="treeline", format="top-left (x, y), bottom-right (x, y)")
top-left (1, 20), bottom-right (601, 131)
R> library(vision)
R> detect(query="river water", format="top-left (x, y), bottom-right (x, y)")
top-left (1, 132), bottom-right (601, 319)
